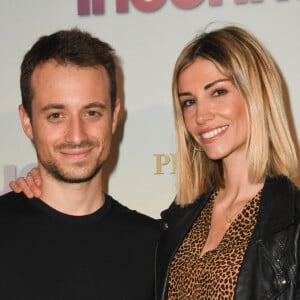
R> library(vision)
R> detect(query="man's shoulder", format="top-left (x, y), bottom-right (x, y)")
top-left (0, 191), bottom-right (27, 206)
top-left (105, 194), bottom-right (160, 231)
top-left (0, 192), bottom-right (32, 221)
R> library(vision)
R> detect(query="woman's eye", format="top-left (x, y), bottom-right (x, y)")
top-left (181, 99), bottom-right (195, 109)
top-left (213, 88), bottom-right (227, 96)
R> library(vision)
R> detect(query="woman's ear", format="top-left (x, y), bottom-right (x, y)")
top-left (19, 104), bottom-right (33, 140)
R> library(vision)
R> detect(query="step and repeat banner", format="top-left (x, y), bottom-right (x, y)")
top-left (0, 0), bottom-right (299, 218)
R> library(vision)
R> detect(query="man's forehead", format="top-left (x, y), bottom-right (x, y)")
top-left (33, 60), bottom-right (107, 75)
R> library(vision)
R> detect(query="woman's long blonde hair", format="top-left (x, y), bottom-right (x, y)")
top-left (173, 25), bottom-right (298, 206)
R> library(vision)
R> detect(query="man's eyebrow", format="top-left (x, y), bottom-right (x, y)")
top-left (40, 104), bottom-right (65, 112)
top-left (84, 102), bottom-right (107, 110)
top-left (204, 79), bottom-right (229, 90)
top-left (40, 102), bottom-right (108, 112)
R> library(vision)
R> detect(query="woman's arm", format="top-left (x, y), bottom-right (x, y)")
top-left (9, 167), bottom-right (42, 198)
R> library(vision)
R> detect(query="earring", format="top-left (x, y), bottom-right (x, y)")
top-left (193, 142), bottom-right (202, 152)
top-left (192, 143), bottom-right (204, 158)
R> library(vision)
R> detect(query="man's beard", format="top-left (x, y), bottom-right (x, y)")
top-left (40, 159), bottom-right (104, 183)
top-left (36, 140), bottom-right (105, 184)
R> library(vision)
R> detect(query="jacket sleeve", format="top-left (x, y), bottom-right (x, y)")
top-left (296, 225), bottom-right (300, 299)
top-left (295, 186), bottom-right (300, 299)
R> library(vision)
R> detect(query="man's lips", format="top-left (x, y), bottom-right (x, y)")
top-left (60, 148), bottom-right (93, 159)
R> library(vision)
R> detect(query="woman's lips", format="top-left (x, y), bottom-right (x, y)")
top-left (200, 125), bottom-right (228, 143)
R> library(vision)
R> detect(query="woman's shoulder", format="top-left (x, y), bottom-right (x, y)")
top-left (262, 176), bottom-right (300, 222)
top-left (161, 188), bottom-right (214, 223)
top-left (264, 176), bottom-right (299, 197)
top-left (291, 179), bottom-right (300, 218)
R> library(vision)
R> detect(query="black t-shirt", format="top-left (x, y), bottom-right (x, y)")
top-left (0, 191), bottom-right (160, 300)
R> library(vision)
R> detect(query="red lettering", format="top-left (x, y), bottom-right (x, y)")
top-left (116, 0), bottom-right (129, 12)
top-left (78, 0), bottom-right (90, 15)
top-left (116, 0), bottom-right (166, 13)
top-left (171, 0), bottom-right (203, 9)
top-left (209, 0), bottom-right (222, 5)
top-left (78, 0), bottom-right (104, 15)
top-left (172, 0), bottom-right (222, 8)
top-left (92, 0), bottom-right (104, 14)
top-left (235, 0), bottom-right (263, 3)
top-left (79, 0), bottom-right (266, 15)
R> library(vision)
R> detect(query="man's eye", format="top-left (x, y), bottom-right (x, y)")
top-left (213, 88), bottom-right (227, 96)
top-left (87, 110), bottom-right (100, 117)
top-left (181, 99), bottom-right (195, 109)
top-left (48, 112), bottom-right (61, 119)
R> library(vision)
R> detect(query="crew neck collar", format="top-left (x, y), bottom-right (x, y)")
top-left (27, 193), bottom-right (111, 224)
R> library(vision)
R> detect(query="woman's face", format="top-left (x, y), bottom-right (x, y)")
top-left (178, 58), bottom-right (249, 163)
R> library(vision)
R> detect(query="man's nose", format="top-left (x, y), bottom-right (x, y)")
top-left (65, 117), bottom-right (87, 143)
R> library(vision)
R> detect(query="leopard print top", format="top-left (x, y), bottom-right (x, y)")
top-left (167, 190), bottom-right (261, 299)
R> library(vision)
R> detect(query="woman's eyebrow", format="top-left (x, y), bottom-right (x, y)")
top-left (204, 79), bottom-right (229, 90)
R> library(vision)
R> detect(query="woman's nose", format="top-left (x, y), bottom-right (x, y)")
top-left (195, 101), bottom-right (214, 124)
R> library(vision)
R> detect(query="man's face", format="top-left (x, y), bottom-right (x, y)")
top-left (19, 60), bottom-right (119, 183)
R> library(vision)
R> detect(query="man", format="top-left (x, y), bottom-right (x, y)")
top-left (0, 28), bottom-right (160, 299)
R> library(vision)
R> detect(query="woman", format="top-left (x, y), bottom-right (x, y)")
top-left (155, 25), bottom-right (300, 299)
top-left (10, 25), bottom-right (300, 299)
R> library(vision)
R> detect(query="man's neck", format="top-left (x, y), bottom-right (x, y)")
top-left (38, 169), bottom-right (105, 216)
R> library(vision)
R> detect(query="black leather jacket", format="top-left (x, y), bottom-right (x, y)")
top-left (155, 176), bottom-right (300, 299)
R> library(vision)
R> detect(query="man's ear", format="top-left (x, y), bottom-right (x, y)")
top-left (112, 98), bottom-right (120, 134)
top-left (19, 104), bottom-right (33, 140)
